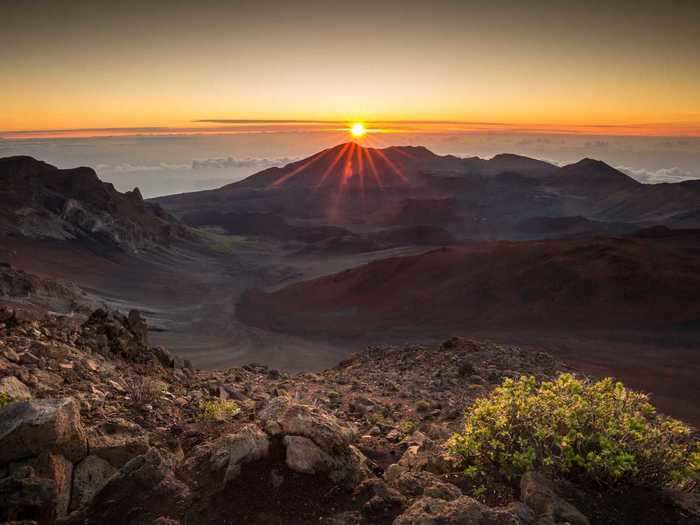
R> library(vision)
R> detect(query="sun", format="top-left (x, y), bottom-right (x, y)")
top-left (350, 122), bottom-right (366, 138)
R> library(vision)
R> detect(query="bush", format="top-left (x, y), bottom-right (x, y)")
top-left (198, 399), bottom-right (241, 421)
top-left (0, 392), bottom-right (12, 409)
top-left (399, 419), bottom-right (417, 435)
top-left (448, 373), bottom-right (699, 489)
top-left (415, 400), bottom-right (431, 413)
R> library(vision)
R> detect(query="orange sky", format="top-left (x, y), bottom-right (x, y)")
top-left (2, 1), bottom-right (699, 136)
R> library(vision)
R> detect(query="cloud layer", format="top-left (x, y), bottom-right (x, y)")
top-left (95, 157), bottom-right (297, 173)
top-left (617, 166), bottom-right (695, 184)
top-left (191, 156), bottom-right (296, 170)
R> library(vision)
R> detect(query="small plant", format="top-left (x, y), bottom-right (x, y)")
top-left (415, 400), bottom-right (431, 414)
top-left (0, 392), bottom-right (12, 409)
top-left (198, 399), bottom-right (241, 421)
top-left (126, 376), bottom-right (167, 405)
top-left (398, 419), bottom-right (417, 435)
top-left (448, 373), bottom-right (699, 490)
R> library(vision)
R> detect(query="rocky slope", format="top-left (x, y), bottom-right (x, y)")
top-left (0, 157), bottom-right (192, 252)
top-left (1, 307), bottom-right (697, 525)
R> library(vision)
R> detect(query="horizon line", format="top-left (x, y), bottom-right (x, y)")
top-left (2, 119), bottom-right (700, 140)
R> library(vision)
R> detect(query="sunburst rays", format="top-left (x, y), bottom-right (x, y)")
top-left (265, 125), bottom-right (414, 195)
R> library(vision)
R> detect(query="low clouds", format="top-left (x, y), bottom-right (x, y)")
top-left (618, 166), bottom-right (695, 184)
top-left (95, 157), bottom-right (296, 173)
top-left (191, 156), bottom-right (296, 170)
top-left (96, 162), bottom-right (190, 172)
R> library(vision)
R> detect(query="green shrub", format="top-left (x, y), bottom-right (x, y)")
top-left (198, 399), bottom-right (241, 421)
top-left (398, 419), bottom-right (417, 435)
top-left (0, 392), bottom-right (12, 409)
top-left (367, 411), bottom-right (392, 427)
top-left (448, 373), bottom-right (699, 489)
top-left (415, 400), bottom-right (431, 413)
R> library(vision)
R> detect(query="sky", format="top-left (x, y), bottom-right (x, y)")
top-left (2, 0), bottom-right (699, 134)
top-left (1, 0), bottom-right (699, 196)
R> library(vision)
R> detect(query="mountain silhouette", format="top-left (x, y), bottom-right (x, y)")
top-left (153, 143), bottom-right (700, 240)
top-left (0, 156), bottom-right (190, 251)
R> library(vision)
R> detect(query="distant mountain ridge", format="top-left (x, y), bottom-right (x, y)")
top-left (0, 156), bottom-right (192, 251)
top-left (153, 143), bottom-right (700, 242)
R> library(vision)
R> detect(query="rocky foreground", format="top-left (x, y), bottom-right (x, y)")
top-left (0, 308), bottom-right (696, 525)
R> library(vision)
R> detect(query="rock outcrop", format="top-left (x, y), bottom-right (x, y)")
top-left (0, 156), bottom-right (192, 251)
top-left (0, 397), bottom-right (87, 464)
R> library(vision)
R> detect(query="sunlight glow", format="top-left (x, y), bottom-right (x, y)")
top-left (351, 122), bottom-right (366, 137)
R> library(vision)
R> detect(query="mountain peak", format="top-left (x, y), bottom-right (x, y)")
top-left (559, 158), bottom-right (639, 186)
top-left (492, 153), bottom-right (536, 161)
top-left (325, 142), bottom-right (438, 157)
top-left (576, 157), bottom-right (611, 167)
top-left (231, 142), bottom-right (452, 192)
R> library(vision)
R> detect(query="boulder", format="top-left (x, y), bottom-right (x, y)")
top-left (393, 496), bottom-right (480, 524)
top-left (520, 472), bottom-right (589, 525)
top-left (70, 449), bottom-right (190, 525)
top-left (259, 397), bottom-right (369, 486)
top-left (391, 470), bottom-right (462, 501)
top-left (29, 453), bottom-right (73, 518)
top-left (87, 418), bottom-right (149, 468)
top-left (127, 310), bottom-right (149, 346)
top-left (0, 466), bottom-right (56, 523)
top-left (0, 376), bottom-right (32, 401)
top-left (0, 398), bottom-right (87, 463)
top-left (358, 478), bottom-right (406, 522)
top-left (385, 436), bottom-right (437, 487)
top-left (283, 435), bottom-right (336, 474)
top-left (207, 425), bottom-right (270, 483)
top-left (0, 453), bottom-right (73, 522)
top-left (393, 496), bottom-right (525, 525)
top-left (70, 454), bottom-right (117, 510)
top-left (151, 346), bottom-right (175, 368)
top-left (259, 396), bottom-right (356, 455)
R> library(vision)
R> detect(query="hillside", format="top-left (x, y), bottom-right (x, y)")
top-left (0, 156), bottom-right (192, 252)
top-left (0, 307), bottom-right (696, 524)
top-left (238, 228), bottom-right (700, 335)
